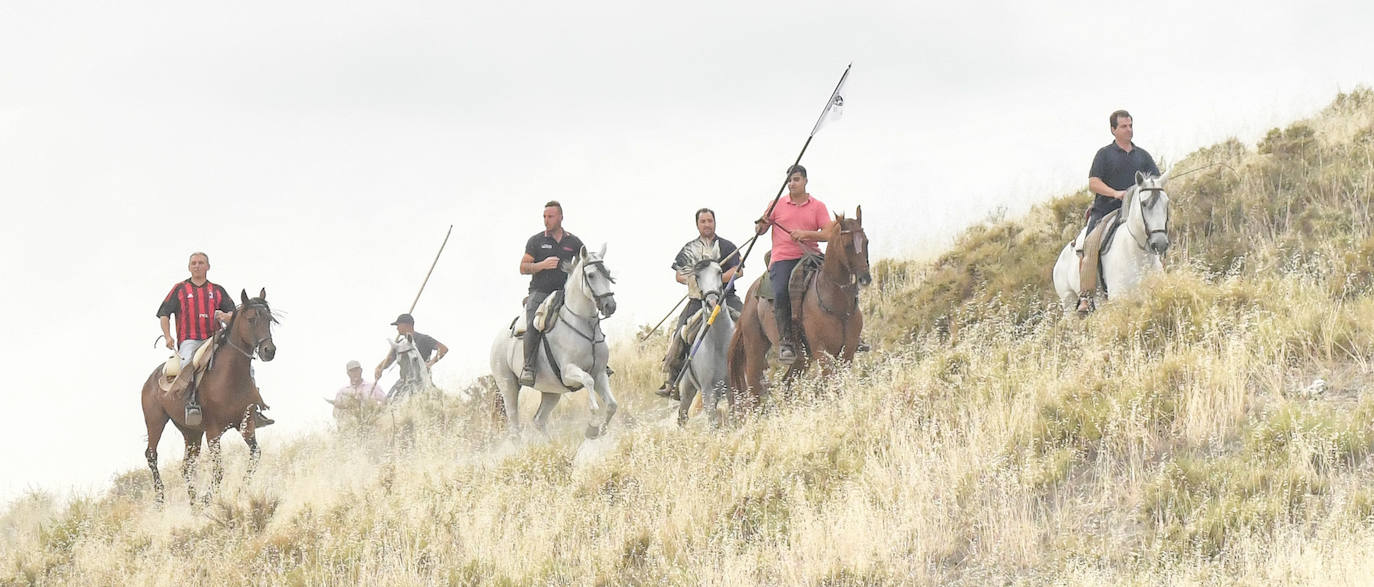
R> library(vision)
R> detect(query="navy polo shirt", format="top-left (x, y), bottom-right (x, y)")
top-left (525, 230), bottom-right (585, 293)
top-left (1088, 142), bottom-right (1160, 215)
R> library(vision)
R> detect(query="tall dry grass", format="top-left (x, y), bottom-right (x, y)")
top-left (5, 89), bottom-right (1374, 585)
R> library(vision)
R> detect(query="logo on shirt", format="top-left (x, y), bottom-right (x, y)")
top-left (541, 244), bottom-right (553, 249)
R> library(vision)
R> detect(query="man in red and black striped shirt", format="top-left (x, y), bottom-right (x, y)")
top-left (156, 252), bottom-right (237, 424)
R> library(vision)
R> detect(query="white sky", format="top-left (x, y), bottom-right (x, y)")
top-left (2, 0), bottom-right (1371, 504)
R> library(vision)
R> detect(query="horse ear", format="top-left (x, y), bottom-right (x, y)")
top-left (1135, 170), bottom-right (1146, 186)
top-left (1158, 167), bottom-right (1171, 184)
top-left (598, 242), bottom-right (607, 258)
top-left (579, 246), bottom-right (588, 261)
top-left (240, 289), bottom-right (249, 305)
top-left (259, 287), bottom-right (267, 300)
top-left (856, 205), bottom-right (862, 224)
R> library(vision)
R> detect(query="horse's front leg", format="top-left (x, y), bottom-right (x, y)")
top-left (242, 409), bottom-right (261, 481)
top-left (588, 364), bottom-right (617, 439)
top-left (203, 427), bottom-right (225, 505)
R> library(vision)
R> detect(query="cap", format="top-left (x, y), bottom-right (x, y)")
top-left (345, 360), bottom-right (362, 370)
top-left (390, 313), bottom-right (414, 325)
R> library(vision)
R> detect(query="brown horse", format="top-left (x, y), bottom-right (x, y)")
top-left (728, 207), bottom-right (870, 412)
top-left (140, 289), bottom-right (277, 504)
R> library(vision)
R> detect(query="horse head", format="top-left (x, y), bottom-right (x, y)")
top-left (234, 288), bottom-right (277, 361)
top-left (575, 244), bottom-right (617, 318)
top-left (692, 258), bottom-right (725, 310)
top-left (1132, 171), bottom-right (1171, 255)
top-left (829, 206), bottom-right (872, 286)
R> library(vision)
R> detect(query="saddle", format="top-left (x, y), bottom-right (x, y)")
top-left (1074, 208), bottom-right (1124, 293)
top-left (510, 291), bottom-right (565, 337)
top-left (156, 338), bottom-right (217, 395)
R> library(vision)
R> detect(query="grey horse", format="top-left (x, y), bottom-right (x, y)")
top-left (677, 259), bottom-right (735, 428)
top-left (490, 244), bottom-right (618, 439)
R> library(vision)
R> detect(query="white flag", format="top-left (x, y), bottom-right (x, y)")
top-left (811, 64), bottom-right (850, 136)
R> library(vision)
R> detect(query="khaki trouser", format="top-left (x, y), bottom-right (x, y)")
top-left (1079, 214), bottom-right (1113, 296)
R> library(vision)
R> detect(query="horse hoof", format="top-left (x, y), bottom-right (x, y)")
top-left (584, 425), bottom-right (601, 439)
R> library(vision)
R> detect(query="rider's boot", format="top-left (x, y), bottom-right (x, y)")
top-left (775, 303), bottom-right (798, 364)
top-left (519, 329), bottom-right (541, 387)
top-left (251, 381), bottom-right (275, 428)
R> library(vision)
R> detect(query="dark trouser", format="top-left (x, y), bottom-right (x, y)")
top-left (523, 290), bottom-right (552, 364)
top-left (769, 259), bottom-right (800, 343)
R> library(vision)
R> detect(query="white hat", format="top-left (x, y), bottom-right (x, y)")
top-left (346, 360), bottom-right (362, 370)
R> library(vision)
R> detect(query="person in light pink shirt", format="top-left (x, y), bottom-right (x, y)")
top-left (333, 360), bottom-right (386, 417)
top-left (753, 164), bottom-right (832, 363)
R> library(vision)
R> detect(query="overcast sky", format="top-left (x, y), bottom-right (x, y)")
top-left (2, 0), bottom-right (1370, 504)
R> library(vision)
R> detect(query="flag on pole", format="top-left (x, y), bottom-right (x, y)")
top-left (810, 63), bottom-right (851, 136)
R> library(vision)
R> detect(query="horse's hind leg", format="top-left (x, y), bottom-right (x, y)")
top-left (532, 392), bottom-right (562, 438)
top-left (144, 409), bottom-right (170, 505)
top-left (180, 428), bottom-right (204, 505)
top-left (203, 426), bottom-right (224, 505)
top-left (242, 410), bottom-right (261, 481)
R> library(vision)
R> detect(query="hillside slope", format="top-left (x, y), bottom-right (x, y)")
top-left (6, 90), bottom-right (1374, 584)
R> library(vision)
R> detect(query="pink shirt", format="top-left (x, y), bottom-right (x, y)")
top-left (335, 381), bottom-right (386, 404)
top-left (767, 194), bottom-right (830, 264)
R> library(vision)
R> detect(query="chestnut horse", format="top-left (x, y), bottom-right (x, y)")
top-left (728, 208), bottom-right (870, 412)
top-left (140, 289), bottom-right (277, 504)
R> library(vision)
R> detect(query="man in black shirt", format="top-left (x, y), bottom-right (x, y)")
top-left (656, 208), bottom-right (744, 398)
top-left (374, 313), bottom-right (447, 380)
top-left (1079, 109), bottom-right (1160, 313)
top-left (517, 200), bottom-right (585, 386)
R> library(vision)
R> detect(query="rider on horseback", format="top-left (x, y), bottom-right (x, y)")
top-left (518, 200), bottom-right (585, 387)
top-left (373, 313), bottom-right (447, 382)
top-left (156, 251), bottom-right (273, 427)
top-left (1079, 110), bottom-right (1160, 314)
top-left (655, 207), bottom-right (744, 398)
top-left (754, 165), bottom-right (830, 364)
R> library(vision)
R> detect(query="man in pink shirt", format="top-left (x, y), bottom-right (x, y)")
top-left (754, 164), bottom-right (831, 363)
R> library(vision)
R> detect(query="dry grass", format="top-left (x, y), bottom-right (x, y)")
top-left (6, 89), bottom-right (1374, 585)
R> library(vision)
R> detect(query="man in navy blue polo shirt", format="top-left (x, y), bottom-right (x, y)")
top-left (1078, 109), bottom-right (1160, 313)
top-left (517, 200), bottom-right (585, 386)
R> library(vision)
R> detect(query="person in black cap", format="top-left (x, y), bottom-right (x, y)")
top-left (373, 313), bottom-right (448, 380)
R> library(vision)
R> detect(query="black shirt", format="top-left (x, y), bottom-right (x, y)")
top-left (525, 230), bottom-right (585, 293)
top-left (410, 332), bottom-right (440, 361)
top-left (672, 236), bottom-right (742, 295)
top-left (1088, 142), bottom-right (1160, 215)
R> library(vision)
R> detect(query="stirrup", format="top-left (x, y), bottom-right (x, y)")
top-left (1076, 297), bottom-right (1093, 315)
top-left (185, 405), bottom-right (202, 427)
top-left (518, 365), bottom-right (536, 387)
top-left (254, 411), bottom-right (275, 428)
top-left (655, 381), bottom-right (677, 399)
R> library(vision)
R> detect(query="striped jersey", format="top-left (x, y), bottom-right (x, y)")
top-left (156, 279), bottom-right (237, 344)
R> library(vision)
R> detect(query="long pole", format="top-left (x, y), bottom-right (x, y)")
top-left (671, 63), bottom-right (851, 391)
top-left (409, 225), bottom-right (454, 314)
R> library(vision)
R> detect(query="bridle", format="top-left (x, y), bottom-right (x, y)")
top-left (223, 301), bottom-right (274, 360)
top-left (816, 224), bottom-right (868, 319)
top-left (1132, 185), bottom-right (1170, 251)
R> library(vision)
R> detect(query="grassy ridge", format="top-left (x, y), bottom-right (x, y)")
top-left (5, 90), bottom-right (1374, 584)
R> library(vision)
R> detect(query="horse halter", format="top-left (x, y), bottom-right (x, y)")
top-left (224, 301), bottom-right (274, 360)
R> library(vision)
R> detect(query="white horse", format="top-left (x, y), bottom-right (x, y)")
top-left (490, 245), bottom-right (618, 439)
top-left (386, 334), bottom-right (434, 401)
top-left (1053, 171), bottom-right (1172, 312)
top-left (677, 259), bottom-right (735, 429)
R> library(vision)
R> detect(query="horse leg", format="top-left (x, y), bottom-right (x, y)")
top-left (144, 408), bottom-right (169, 505)
top-left (497, 375), bottom-right (521, 437)
top-left (677, 377), bottom-right (698, 428)
top-left (703, 380), bottom-right (722, 430)
top-left (203, 426), bottom-right (224, 504)
top-left (588, 365), bottom-right (617, 439)
top-left (531, 392), bottom-right (562, 438)
top-left (242, 414), bottom-right (261, 481)
top-left (179, 427), bottom-right (204, 505)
